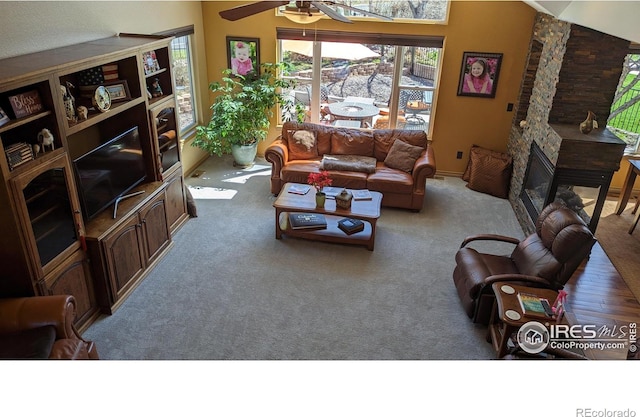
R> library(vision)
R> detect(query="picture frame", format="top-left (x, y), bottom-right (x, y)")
top-left (103, 80), bottom-right (131, 102)
top-left (0, 106), bottom-right (10, 127)
top-left (142, 50), bottom-right (161, 75)
top-left (457, 52), bottom-right (503, 98)
top-left (226, 37), bottom-right (260, 78)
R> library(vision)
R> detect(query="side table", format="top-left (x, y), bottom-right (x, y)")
top-left (488, 283), bottom-right (558, 358)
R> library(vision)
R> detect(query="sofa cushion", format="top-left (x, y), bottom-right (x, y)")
top-left (330, 129), bottom-right (374, 156)
top-left (0, 325), bottom-right (56, 359)
top-left (384, 139), bottom-right (424, 173)
top-left (367, 163), bottom-right (413, 193)
top-left (287, 129), bottom-right (319, 160)
top-left (373, 130), bottom-right (427, 161)
top-left (466, 146), bottom-right (512, 199)
top-left (321, 154), bottom-right (377, 174)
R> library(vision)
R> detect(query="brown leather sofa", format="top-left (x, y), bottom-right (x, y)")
top-left (0, 295), bottom-right (99, 359)
top-left (265, 122), bottom-right (437, 211)
top-left (453, 202), bottom-right (596, 324)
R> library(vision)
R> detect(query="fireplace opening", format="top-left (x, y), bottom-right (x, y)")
top-left (520, 141), bottom-right (614, 233)
top-left (521, 142), bottom-right (553, 222)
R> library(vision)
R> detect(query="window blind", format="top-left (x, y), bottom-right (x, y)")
top-left (276, 28), bottom-right (443, 48)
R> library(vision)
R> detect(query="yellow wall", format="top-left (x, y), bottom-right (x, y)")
top-left (201, 1), bottom-right (537, 174)
top-left (611, 157), bottom-right (640, 195)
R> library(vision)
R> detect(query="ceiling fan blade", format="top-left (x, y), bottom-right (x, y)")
top-left (219, 1), bottom-right (289, 21)
top-left (312, 1), bottom-right (352, 23)
top-left (331, 2), bottom-right (394, 21)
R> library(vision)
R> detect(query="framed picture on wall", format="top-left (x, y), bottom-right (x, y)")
top-left (457, 52), bottom-right (503, 98)
top-left (226, 37), bottom-right (260, 78)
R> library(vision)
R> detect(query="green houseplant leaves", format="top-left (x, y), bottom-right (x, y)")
top-left (193, 62), bottom-right (304, 157)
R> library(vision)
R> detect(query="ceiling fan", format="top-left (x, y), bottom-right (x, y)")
top-left (219, 1), bottom-right (393, 24)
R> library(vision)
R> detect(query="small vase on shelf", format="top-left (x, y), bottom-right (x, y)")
top-left (579, 111), bottom-right (596, 134)
top-left (315, 192), bottom-right (326, 208)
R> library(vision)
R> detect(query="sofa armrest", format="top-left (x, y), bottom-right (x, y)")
top-left (412, 143), bottom-right (436, 192)
top-left (0, 295), bottom-right (76, 340)
top-left (265, 138), bottom-right (288, 173)
top-left (265, 137), bottom-right (289, 195)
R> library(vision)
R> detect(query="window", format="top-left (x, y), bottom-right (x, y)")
top-left (608, 52), bottom-right (640, 154)
top-left (277, 28), bottom-right (443, 132)
top-left (156, 26), bottom-right (198, 137)
top-left (277, 1), bottom-right (449, 23)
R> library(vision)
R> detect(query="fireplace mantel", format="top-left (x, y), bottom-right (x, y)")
top-left (550, 124), bottom-right (626, 172)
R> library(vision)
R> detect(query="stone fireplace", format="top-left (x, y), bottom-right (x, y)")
top-left (507, 13), bottom-right (630, 235)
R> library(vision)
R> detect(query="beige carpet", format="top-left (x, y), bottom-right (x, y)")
top-left (596, 197), bottom-right (640, 301)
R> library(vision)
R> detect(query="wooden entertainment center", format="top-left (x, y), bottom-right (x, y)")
top-left (0, 34), bottom-right (189, 331)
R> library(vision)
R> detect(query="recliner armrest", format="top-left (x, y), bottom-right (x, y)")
top-left (483, 273), bottom-right (553, 288)
top-left (460, 234), bottom-right (521, 249)
top-left (0, 295), bottom-right (76, 340)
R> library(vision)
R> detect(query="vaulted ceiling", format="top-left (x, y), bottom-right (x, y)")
top-left (524, 1), bottom-right (640, 43)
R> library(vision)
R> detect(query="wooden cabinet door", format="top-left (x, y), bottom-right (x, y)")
top-left (103, 214), bottom-right (146, 298)
top-left (164, 167), bottom-right (187, 234)
top-left (42, 248), bottom-right (97, 331)
top-left (139, 191), bottom-right (170, 265)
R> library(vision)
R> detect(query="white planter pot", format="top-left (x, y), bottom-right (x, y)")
top-left (230, 143), bottom-right (258, 168)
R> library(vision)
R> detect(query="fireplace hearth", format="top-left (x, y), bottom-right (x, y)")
top-left (520, 125), bottom-right (626, 233)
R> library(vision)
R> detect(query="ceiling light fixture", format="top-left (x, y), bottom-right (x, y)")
top-left (282, 5), bottom-right (323, 24)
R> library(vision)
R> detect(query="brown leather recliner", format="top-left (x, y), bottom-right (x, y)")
top-left (0, 295), bottom-right (98, 359)
top-left (453, 202), bottom-right (596, 324)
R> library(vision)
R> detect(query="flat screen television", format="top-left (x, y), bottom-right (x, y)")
top-left (73, 126), bottom-right (146, 220)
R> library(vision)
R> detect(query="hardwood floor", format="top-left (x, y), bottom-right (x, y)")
top-left (563, 242), bottom-right (639, 359)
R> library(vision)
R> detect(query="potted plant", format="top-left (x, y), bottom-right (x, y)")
top-left (307, 170), bottom-right (333, 208)
top-left (193, 62), bottom-right (304, 167)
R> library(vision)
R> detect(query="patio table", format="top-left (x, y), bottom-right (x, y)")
top-left (328, 101), bottom-right (380, 127)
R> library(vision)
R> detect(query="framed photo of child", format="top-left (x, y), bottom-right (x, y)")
top-left (457, 52), bottom-right (503, 98)
top-left (226, 37), bottom-right (260, 78)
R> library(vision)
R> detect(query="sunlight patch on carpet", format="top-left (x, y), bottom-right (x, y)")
top-left (222, 164), bottom-right (271, 184)
top-left (188, 186), bottom-right (237, 200)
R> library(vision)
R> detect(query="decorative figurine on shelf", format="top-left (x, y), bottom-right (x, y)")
top-left (37, 128), bottom-right (55, 152)
top-left (76, 105), bottom-right (88, 121)
top-left (32, 144), bottom-right (40, 155)
top-left (60, 82), bottom-right (76, 122)
top-left (579, 111), bottom-right (597, 134)
top-left (150, 78), bottom-right (163, 98)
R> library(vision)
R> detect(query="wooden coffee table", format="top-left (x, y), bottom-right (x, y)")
top-left (273, 183), bottom-right (382, 250)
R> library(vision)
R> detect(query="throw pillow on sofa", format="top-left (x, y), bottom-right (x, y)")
top-left (383, 139), bottom-right (423, 173)
top-left (287, 129), bottom-right (318, 160)
top-left (465, 145), bottom-right (512, 199)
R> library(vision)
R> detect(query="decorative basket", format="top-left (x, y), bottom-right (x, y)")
top-left (335, 189), bottom-right (353, 210)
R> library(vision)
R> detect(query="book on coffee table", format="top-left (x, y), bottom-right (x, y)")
top-left (289, 213), bottom-right (327, 230)
top-left (287, 184), bottom-right (311, 195)
top-left (352, 189), bottom-right (372, 201)
top-left (338, 218), bottom-right (365, 235)
top-left (322, 186), bottom-right (344, 199)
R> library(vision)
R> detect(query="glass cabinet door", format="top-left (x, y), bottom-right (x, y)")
top-left (151, 104), bottom-right (180, 175)
top-left (11, 153), bottom-right (82, 276)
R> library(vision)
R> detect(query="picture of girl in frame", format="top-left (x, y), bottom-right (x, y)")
top-left (457, 52), bottom-right (502, 98)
